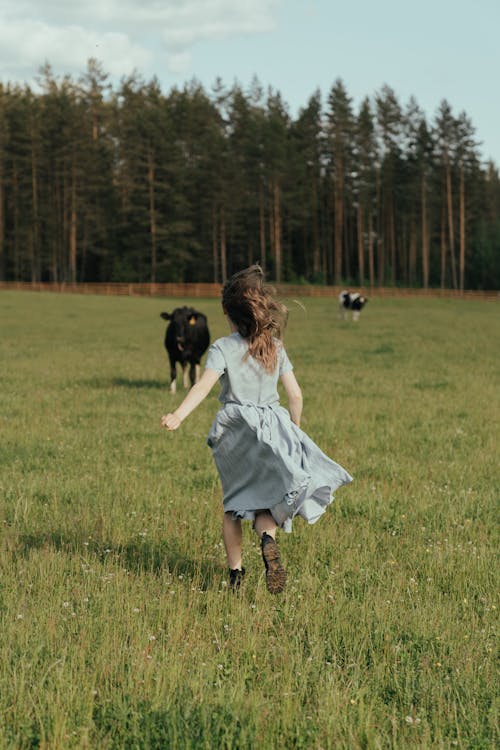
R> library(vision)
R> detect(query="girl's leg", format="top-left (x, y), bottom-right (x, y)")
top-left (253, 510), bottom-right (278, 539)
top-left (222, 512), bottom-right (243, 570)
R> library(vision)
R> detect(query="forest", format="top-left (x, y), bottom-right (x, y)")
top-left (1, 60), bottom-right (499, 289)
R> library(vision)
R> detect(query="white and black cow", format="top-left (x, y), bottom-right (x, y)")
top-left (338, 290), bottom-right (368, 322)
top-left (160, 307), bottom-right (210, 393)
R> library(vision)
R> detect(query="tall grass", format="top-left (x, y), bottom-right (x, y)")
top-left (0, 291), bottom-right (498, 749)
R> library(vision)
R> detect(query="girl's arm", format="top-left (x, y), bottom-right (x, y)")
top-left (161, 368), bottom-right (220, 430)
top-left (280, 371), bottom-right (303, 427)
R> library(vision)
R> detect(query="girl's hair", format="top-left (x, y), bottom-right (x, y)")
top-left (222, 265), bottom-right (288, 372)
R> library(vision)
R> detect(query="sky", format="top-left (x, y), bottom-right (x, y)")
top-left (1, 0), bottom-right (499, 165)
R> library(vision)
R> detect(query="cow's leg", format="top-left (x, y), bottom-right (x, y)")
top-left (182, 363), bottom-right (190, 389)
top-left (188, 362), bottom-right (197, 387)
top-left (353, 310), bottom-right (360, 322)
top-left (168, 356), bottom-right (177, 393)
top-left (195, 363), bottom-right (201, 384)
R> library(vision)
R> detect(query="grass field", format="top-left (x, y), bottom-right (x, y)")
top-left (0, 290), bottom-right (498, 749)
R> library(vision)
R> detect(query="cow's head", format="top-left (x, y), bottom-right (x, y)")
top-left (161, 307), bottom-right (199, 353)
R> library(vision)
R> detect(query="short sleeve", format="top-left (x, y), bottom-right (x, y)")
top-left (278, 344), bottom-right (293, 376)
top-left (205, 340), bottom-right (226, 375)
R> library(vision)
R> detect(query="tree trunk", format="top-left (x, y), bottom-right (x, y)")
top-left (389, 198), bottom-right (396, 285)
top-left (357, 202), bottom-right (364, 285)
top-left (446, 162), bottom-right (458, 289)
top-left (62, 173), bottom-right (68, 281)
top-left (259, 187), bottom-right (266, 273)
top-left (440, 200), bottom-right (447, 289)
top-left (368, 208), bottom-right (375, 288)
top-left (459, 165), bottom-right (465, 293)
top-left (409, 215), bottom-right (417, 287)
top-left (69, 165), bottom-right (77, 283)
top-left (273, 180), bottom-right (282, 282)
top-left (376, 173), bottom-right (384, 285)
top-left (345, 205), bottom-right (352, 282)
top-left (220, 206), bottom-right (227, 283)
top-left (12, 159), bottom-right (20, 280)
top-left (334, 190), bottom-right (343, 284)
top-left (31, 140), bottom-right (40, 282)
top-left (401, 217), bottom-right (407, 286)
top-left (421, 174), bottom-right (429, 289)
top-left (212, 204), bottom-right (218, 283)
top-left (268, 186), bottom-right (275, 270)
top-left (312, 177), bottom-right (320, 277)
top-left (147, 151), bottom-right (157, 283)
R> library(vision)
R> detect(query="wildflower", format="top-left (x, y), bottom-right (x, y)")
top-left (405, 716), bottom-right (421, 725)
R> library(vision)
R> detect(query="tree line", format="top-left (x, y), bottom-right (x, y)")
top-left (1, 60), bottom-right (499, 289)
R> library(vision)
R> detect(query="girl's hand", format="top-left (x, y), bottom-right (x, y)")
top-left (161, 413), bottom-right (181, 431)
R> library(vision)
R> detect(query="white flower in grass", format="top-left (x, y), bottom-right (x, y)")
top-left (405, 716), bottom-right (421, 725)
top-left (62, 601), bottom-right (70, 608)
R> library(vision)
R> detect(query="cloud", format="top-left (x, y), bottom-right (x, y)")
top-left (0, 18), bottom-right (151, 81)
top-left (0, 0), bottom-right (280, 84)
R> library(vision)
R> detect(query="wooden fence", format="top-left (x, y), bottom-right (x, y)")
top-left (0, 281), bottom-right (498, 301)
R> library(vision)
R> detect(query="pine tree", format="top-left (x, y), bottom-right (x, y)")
top-left (327, 79), bottom-right (355, 284)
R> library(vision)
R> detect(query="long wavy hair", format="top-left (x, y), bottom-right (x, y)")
top-left (222, 265), bottom-right (288, 372)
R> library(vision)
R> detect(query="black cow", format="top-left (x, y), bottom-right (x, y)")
top-left (160, 307), bottom-right (210, 393)
top-left (338, 290), bottom-right (368, 322)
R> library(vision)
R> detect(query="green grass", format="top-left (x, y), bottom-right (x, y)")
top-left (0, 291), bottom-right (498, 749)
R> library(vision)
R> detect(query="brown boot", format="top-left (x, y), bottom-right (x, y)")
top-left (228, 567), bottom-right (246, 591)
top-left (261, 532), bottom-right (286, 594)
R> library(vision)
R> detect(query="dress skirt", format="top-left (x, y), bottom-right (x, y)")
top-left (207, 401), bottom-right (353, 533)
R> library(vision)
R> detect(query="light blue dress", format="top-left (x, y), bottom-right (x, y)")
top-left (205, 333), bottom-right (353, 532)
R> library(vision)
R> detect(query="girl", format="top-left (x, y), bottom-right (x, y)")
top-left (161, 266), bottom-right (352, 594)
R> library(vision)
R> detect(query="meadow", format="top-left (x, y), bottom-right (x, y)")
top-left (0, 290), bottom-right (498, 749)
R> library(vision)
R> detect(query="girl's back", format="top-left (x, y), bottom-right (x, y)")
top-left (207, 332), bottom-right (292, 407)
